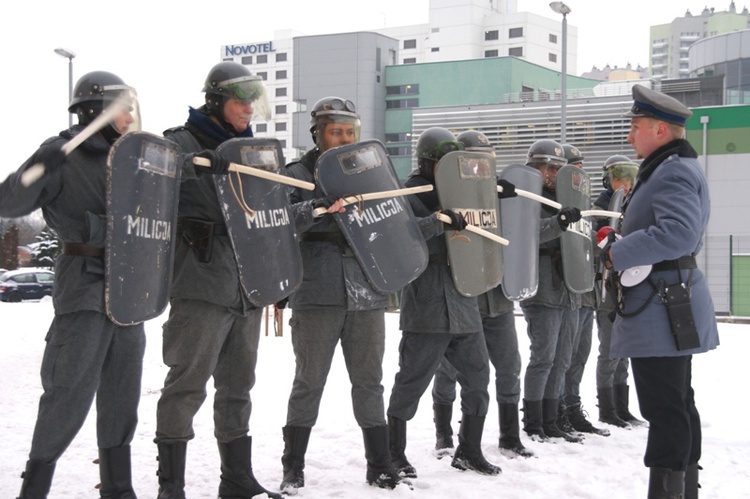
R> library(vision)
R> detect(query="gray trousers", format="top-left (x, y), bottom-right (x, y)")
top-left (595, 309), bottom-right (630, 388)
top-left (285, 308), bottom-right (386, 428)
top-left (433, 310), bottom-right (521, 406)
top-left (388, 331), bottom-right (490, 421)
top-left (156, 299), bottom-right (262, 444)
top-left (30, 311), bottom-right (145, 463)
top-left (521, 304), bottom-right (578, 402)
top-left (563, 306), bottom-right (594, 408)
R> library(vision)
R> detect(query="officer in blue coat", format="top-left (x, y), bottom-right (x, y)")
top-left (603, 84), bottom-right (720, 499)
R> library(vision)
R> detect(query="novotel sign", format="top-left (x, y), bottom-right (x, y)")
top-left (224, 42), bottom-right (276, 57)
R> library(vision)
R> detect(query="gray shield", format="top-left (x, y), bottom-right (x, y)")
top-left (598, 186), bottom-right (626, 303)
top-left (105, 131), bottom-right (180, 325)
top-left (214, 138), bottom-right (302, 306)
top-left (316, 140), bottom-right (428, 294)
top-left (435, 150), bottom-right (503, 297)
top-left (499, 164), bottom-right (543, 301)
top-left (556, 164), bottom-right (594, 293)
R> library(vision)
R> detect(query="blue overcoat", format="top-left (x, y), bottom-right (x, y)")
top-left (610, 144), bottom-right (720, 358)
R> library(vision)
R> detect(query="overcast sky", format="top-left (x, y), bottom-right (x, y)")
top-left (0, 0), bottom-right (732, 177)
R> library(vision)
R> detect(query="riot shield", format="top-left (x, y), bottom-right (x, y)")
top-left (214, 138), bottom-right (302, 306)
top-left (499, 164), bottom-right (543, 301)
top-left (316, 140), bottom-right (428, 294)
top-left (105, 131), bottom-right (180, 325)
top-left (598, 187), bottom-right (625, 302)
top-left (435, 150), bottom-right (503, 297)
top-left (556, 164), bottom-right (594, 294)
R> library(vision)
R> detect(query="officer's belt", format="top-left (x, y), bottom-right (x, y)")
top-left (652, 255), bottom-right (697, 272)
top-left (176, 220), bottom-right (228, 237)
top-left (63, 243), bottom-right (103, 258)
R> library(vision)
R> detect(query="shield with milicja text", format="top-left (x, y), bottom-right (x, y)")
top-left (315, 140), bottom-right (428, 294)
top-left (214, 137), bottom-right (302, 306)
top-left (435, 150), bottom-right (503, 298)
top-left (557, 164), bottom-right (595, 294)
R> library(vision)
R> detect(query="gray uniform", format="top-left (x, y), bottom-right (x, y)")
top-left (388, 176), bottom-right (491, 421)
top-left (0, 127), bottom-right (145, 462)
top-left (155, 111), bottom-right (263, 445)
top-left (520, 189), bottom-right (581, 402)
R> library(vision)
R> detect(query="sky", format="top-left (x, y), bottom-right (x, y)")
top-left (1, 299), bottom-right (749, 497)
top-left (0, 0), bottom-right (734, 178)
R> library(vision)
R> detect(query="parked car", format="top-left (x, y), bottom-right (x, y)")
top-left (0, 268), bottom-right (55, 302)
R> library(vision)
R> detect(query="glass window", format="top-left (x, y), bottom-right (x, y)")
top-left (275, 122), bottom-right (287, 132)
top-left (549, 53), bottom-right (557, 63)
top-left (255, 124), bottom-right (267, 133)
top-left (485, 30), bottom-right (499, 41)
top-left (485, 50), bottom-right (499, 58)
top-left (241, 56), bottom-right (252, 65)
top-left (431, 47), bottom-right (440, 52)
top-left (509, 47), bottom-right (523, 57)
top-left (404, 39), bottom-right (417, 49)
top-left (275, 87), bottom-right (287, 97)
top-left (257, 54), bottom-right (268, 64)
top-left (275, 105), bottom-right (287, 114)
top-left (276, 53), bottom-right (287, 62)
top-left (549, 34), bottom-right (558, 44)
top-left (404, 57), bottom-right (416, 64)
top-left (276, 70), bottom-right (287, 79)
top-left (509, 27), bottom-right (523, 38)
top-left (256, 72), bottom-right (267, 80)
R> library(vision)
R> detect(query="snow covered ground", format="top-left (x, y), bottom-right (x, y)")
top-left (1, 299), bottom-right (749, 498)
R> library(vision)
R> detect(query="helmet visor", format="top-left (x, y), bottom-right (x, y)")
top-left (609, 162), bottom-right (638, 181)
top-left (107, 86), bottom-right (141, 135)
top-left (218, 76), bottom-right (271, 122)
top-left (420, 140), bottom-right (464, 160)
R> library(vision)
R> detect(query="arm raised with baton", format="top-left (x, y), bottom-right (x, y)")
top-left (311, 184), bottom-right (434, 217)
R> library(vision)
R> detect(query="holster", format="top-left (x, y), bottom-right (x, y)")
top-left (178, 218), bottom-right (215, 263)
top-left (663, 283), bottom-right (701, 351)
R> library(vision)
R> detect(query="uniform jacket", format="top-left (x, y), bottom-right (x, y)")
top-left (0, 126), bottom-right (112, 315)
top-left (610, 139), bottom-right (719, 358)
top-left (398, 174), bottom-right (483, 335)
top-left (520, 188), bottom-right (581, 310)
top-left (164, 106), bottom-right (255, 312)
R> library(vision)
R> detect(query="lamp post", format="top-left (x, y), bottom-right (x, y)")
top-left (549, 2), bottom-right (571, 143)
top-left (54, 47), bottom-right (76, 127)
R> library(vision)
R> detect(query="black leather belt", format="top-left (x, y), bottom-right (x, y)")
top-left (176, 221), bottom-right (228, 237)
top-left (652, 255), bottom-right (697, 272)
top-left (63, 243), bottom-right (103, 257)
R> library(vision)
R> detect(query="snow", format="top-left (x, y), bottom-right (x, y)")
top-left (1, 299), bottom-right (749, 498)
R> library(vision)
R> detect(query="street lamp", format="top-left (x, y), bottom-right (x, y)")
top-left (549, 2), bottom-right (571, 143)
top-left (54, 47), bottom-right (76, 127)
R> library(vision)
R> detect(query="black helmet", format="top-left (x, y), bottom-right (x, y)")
top-left (602, 155), bottom-right (639, 191)
top-left (526, 139), bottom-right (566, 170)
top-left (561, 143), bottom-right (584, 165)
top-left (67, 71), bottom-right (140, 140)
top-left (456, 130), bottom-right (494, 156)
top-left (203, 62), bottom-right (270, 122)
top-left (416, 127), bottom-right (463, 162)
top-left (309, 96), bottom-right (361, 145)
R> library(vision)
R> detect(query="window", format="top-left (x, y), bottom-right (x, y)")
top-left (276, 70), bottom-right (287, 79)
top-left (485, 50), bottom-right (499, 58)
top-left (549, 34), bottom-right (557, 44)
top-left (549, 53), bottom-right (557, 63)
top-left (509, 47), bottom-right (523, 57)
top-left (485, 30), bottom-right (499, 41)
top-left (275, 122), bottom-right (287, 132)
top-left (256, 72), bottom-right (267, 80)
top-left (509, 27), bottom-right (523, 38)
top-left (241, 56), bottom-right (253, 64)
top-left (386, 84), bottom-right (419, 95)
top-left (387, 146), bottom-right (411, 156)
top-left (404, 39), bottom-right (417, 49)
top-left (275, 105), bottom-right (287, 115)
top-left (385, 133), bottom-right (412, 142)
top-left (386, 98), bottom-right (419, 109)
top-left (431, 47), bottom-right (440, 52)
top-left (403, 57), bottom-right (417, 64)
top-left (276, 52), bottom-right (287, 62)
top-left (257, 54), bottom-right (268, 64)
top-left (255, 124), bottom-right (267, 133)
top-left (275, 87), bottom-right (287, 97)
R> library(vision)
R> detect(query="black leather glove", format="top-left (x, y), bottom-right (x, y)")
top-left (556, 206), bottom-right (582, 230)
top-left (442, 209), bottom-right (468, 231)
top-left (599, 230), bottom-right (617, 270)
top-left (497, 179), bottom-right (517, 199)
top-left (35, 143), bottom-right (66, 173)
top-left (194, 149), bottom-right (230, 175)
top-left (313, 195), bottom-right (338, 209)
top-left (276, 297), bottom-right (289, 310)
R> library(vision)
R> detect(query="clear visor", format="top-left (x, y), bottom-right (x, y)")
top-left (219, 77), bottom-right (270, 122)
top-left (106, 86), bottom-right (141, 135)
top-left (608, 162), bottom-right (639, 181)
top-left (531, 155), bottom-right (567, 170)
top-left (419, 140), bottom-right (465, 160)
top-left (316, 116), bottom-right (362, 143)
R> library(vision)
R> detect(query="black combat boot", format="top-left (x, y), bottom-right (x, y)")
top-left (614, 384), bottom-right (646, 426)
top-left (387, 416), bottom-right (417, 478)
top-left (98, 445), bottom-right (136, 498)
top-left (597, 387), bottom-right (629, 428)
top-left (566, 404), bottom-right (610, 436)
top-left (522, 399), bottom-right (548, 442)
top-left (156, 442), bottom-right (187, 499)
top-left (450, 414), bottom-right (501, 475)
top-left (17, 459), bottom-right (55, 499)
top-left (647, 467), bottom-right (685, 499)
top-left (362, 425), bottom-right (402, 489)
top-left (433, 402), bottom-right (454, 456)
top-left (498, 403), bottom-right (533, 457)
top-left (217, 436), bottom-right (281, 498)
top-left (542, 399), bottom-right (583, 443)
top-left (685, 462), bottom-right (701, 499)
top-left (279, 426), bottom-right (311, 494)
